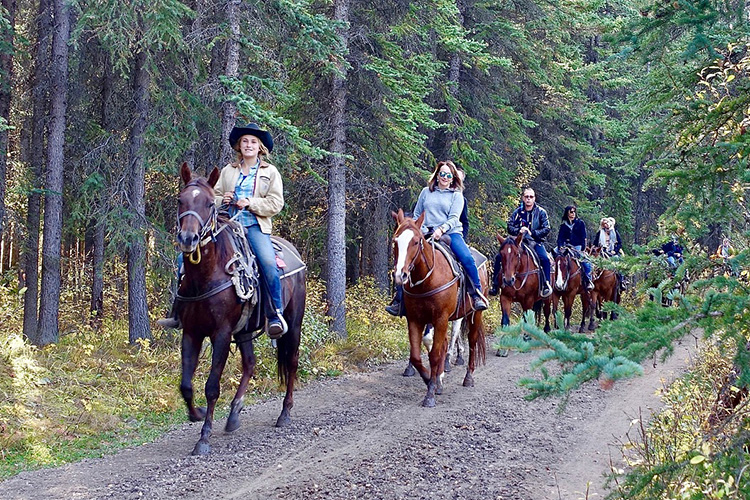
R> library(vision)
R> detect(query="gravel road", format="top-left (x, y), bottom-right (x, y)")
top-left (0, 335), bottom-right (697, 500)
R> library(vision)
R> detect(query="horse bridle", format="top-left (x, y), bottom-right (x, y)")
top-left (398, 230), bottom-right (459, 297)
top-left (556, 248), bottom-right (581, 291)
top-left (177, 181), bottom-right (219, 264)
top-left (500, 239), bottom-right (540, 291)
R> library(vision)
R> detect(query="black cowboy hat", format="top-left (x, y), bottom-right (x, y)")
top-left (229, 122), bottom-right (274, 152)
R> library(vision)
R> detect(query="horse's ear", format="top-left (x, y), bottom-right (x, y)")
top-left (207, 167), bottom-right (220, 188)
top-left (515, 233), bottom-right (524, 246)
top-left (180, 162), bottom-right (192, 185)
top-left (415, 211), bottom-right (426, 229)
top-left (392, 209), bottom-right (404, 223)
top-left (496, 233), bottom-right (503, 244)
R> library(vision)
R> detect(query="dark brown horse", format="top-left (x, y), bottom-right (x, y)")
top-left (551, 246), bottom-right (594, 332)
top-left (493, 233), bottom-right (551, 332)
top-left (588, 246), bottom-right (620, 322)
top-left (391, 209), bottom-right (486, 407)
top-left (175, 163), bottom-right (305, 455)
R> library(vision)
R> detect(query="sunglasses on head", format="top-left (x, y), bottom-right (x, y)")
top-left (438, 171), bottom-right (453, 179)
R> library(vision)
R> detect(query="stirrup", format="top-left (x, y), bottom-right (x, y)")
top-left (267, 310), bottom-right (288, 339)
top-left (541, 282), bottom-right (552, 298)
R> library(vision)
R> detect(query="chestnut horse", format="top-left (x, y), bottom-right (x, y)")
top-left (552, 246), bottom-right (594, 332)
top-left (174, 163), bottom-right (306, 455)
top-left (493, 233), bottom-right (551, 332)
top-left (588, 246), bottom-right (621, 322)
top-left (391, 209), bottom-right (487, 407)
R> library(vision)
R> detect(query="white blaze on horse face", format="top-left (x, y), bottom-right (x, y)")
top-left (556, 260), bottom-right (564, 289)
top-left (191, 188), bottom-right (201, 199)
top-left (394, 229), bottom-right (415, 277)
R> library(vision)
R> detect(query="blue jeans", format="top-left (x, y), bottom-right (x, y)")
top-left (667, 255), bottom-right (683, 268)
top-left (534, 242), bottom-right (551, 283)
top-left (445, 233), bottom-right (482, 294)
top-left (245, 224), bottom-right (283, 315)
top-left (572, 245), bottom-right (592, 280)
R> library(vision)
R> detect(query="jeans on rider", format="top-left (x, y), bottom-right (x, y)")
top-left (444, 233), bottom-right (488, 311)
top-left (572, 245), bottom-right (594, 289)
top-left (666, 255), bottom-right (683, 268)
top-left (534, 242), bottom-right (552, 296)
top-left (245, 224), bottom-right (287, 338)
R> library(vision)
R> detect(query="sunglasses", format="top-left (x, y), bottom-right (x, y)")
top-left (438, 171), bottom-right (453, 179)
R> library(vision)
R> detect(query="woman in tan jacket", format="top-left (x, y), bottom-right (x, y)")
top-left (213, 123), bottom-right (287, 338)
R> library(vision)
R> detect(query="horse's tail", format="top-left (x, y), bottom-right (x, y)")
top-left (464, 312), bottom-right (487, 367)
top-left (276, 329), bottom-right (297, 387)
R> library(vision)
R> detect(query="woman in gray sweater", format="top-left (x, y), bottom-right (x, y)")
top-left (386, 161), bottom-right (488, 315)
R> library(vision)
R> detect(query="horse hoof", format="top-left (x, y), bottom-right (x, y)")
top-left (422, 396), bottom-right (436, 408)
top-left (444, 359), bottom-right (452, 373)
top-left (496, 349), bottom-right (508, 357)
top-left (225, 416), bottom-right (241, 433)
top-left (188, 407), bottom-right (206, 422)
top-left (192, 441), bottom-right (210, 456)
top-left (402, 365), bottom-right (416, 377)
top-left (455, 355), bottom-right (465, 366)
top-left (275, 414), bottom-right (291, 428)
top-left (463, 374), bottom-right (475, 387)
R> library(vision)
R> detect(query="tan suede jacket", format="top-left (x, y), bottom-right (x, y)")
top-left (213, 160), bottom-right (284, 234)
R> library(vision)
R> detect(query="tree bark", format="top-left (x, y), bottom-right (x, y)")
top-left (327, 0), bottom-right (349, 337)
top-left (219, 0), bottom-right (239, 166)
top-left (36, 0), bottom-right (70, 346)
top-left (127, 47), bottom-right (152, 344)
top-left (22, 0), bottom-right (51, 343)
top-left (0, 0), bottom-right (16, 237)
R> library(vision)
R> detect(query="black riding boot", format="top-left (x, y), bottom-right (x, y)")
top-left (385, 285), bottom-right (405, 317)
top-left (466, 279), bottom-right (489, 311)
top-left (157, 299), bottom-right (181, 329)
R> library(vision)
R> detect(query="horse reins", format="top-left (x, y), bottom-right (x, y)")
top-left (401, 233), bottom-right (459, 298)
top-left (501, 241), bottom-right (541, 292)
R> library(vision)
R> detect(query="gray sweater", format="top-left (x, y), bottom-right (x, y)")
top-left (413, 187), bottom-right (465, 235)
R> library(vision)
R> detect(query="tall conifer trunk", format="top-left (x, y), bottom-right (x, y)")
top-left (219, 0), bottom-right (239, 166)
top-left (327, 0), bottom-right (349, 337)
top-left (127, 47), bottom-right (152, 344)
top-left (36, 0), bottom-right (70, 345)
top-left (0, 0), bottom-right (16, 237)
top-left (22, 0), bottom-right (51, 343)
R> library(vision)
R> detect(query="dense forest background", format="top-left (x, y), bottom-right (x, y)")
top-left (0, 0), bottom-right (747, 344)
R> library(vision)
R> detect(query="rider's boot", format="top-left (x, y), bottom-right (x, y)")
top-left (385, 285), bottom-right (405, 316)
top-left (471, 292), bottom-right (489, 311)
top-left (267, 309), bottom-right (288, 339)
top-left (584, 274), bottom-right (595, 290)
top-left (156, 299), bottom-right (181, 329)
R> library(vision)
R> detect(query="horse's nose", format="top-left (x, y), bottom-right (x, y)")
top-left (177, 231), bottom-right (199, 252)
top-left (503, 276), bottom-right (515, 287)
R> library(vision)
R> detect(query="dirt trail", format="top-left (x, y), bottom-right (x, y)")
top-left (0, 335), bottom-right (698, 500)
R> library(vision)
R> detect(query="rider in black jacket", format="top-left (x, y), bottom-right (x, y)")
top-left (505, 187), bottom-right (553, 298)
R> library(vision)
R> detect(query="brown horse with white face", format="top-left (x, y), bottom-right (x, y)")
top-left (391, 209), bottom-right (486, 407)
top-left (175, 163), bottom-right (306, 455)
top-left (493, 233), bottom-right (551, 332)
top-left (552, 247), bottom-right (594, 332)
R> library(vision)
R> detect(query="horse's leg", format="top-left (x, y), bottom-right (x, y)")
top-left (543, 298), bottom-right (551, 333)
top-left (180, 331), bottom-right (206, 423)
top-left (407, 320), bottom-right (430, 385)
top-left (563, 293), bottom-right (574, 331)
top-left (192, 333), bottom-right (231, 456)
top-left (226, 337), bottom-right (256, 433)
top-left (452, 319), bottom-right (465, 366)
top-left (463, 313), bottom-right (479, 387)
top-left (551, 294), bottom-right (559, 329)
top-left (424, 317), bottom-right (449, 407)
top-left (496, 294), bottom-right (511, 357)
